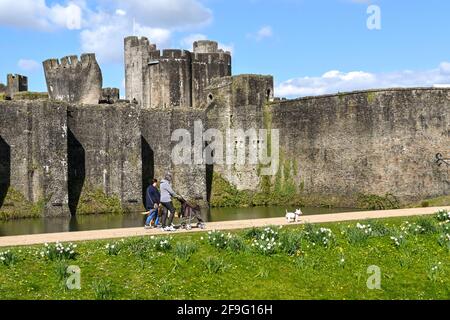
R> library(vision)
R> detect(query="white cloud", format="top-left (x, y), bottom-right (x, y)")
top-left (18, 59), bottom-right (41, 72)
top-left (0, 0), bottom-right (82, 30)
top-left (81, 13), bottom-right (172, 64)
top-left (180, 33), bottom-right (207, 49)
top-left (275, 63), bottom-right (450, 98)
top-left (180, 34), bottom-right (233, 54)
top-left (79, 0), bottom-right (214, 64)
top-left (115, 9), bottom-right (127, 16)
top-left (49, 3), bottom-right (82, 30)
top-left (248, 25), bottom-right (273, 41)
top-left (111, 0), bottom-right (212, 29)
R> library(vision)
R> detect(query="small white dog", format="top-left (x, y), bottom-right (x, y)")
top-left (285, 209), bottom-right (303, 223)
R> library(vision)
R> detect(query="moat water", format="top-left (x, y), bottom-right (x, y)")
top-left (0, 206), bottom-right (363, 237)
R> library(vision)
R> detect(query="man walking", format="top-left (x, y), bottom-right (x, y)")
top-left (160, 172), bottom-right (179, 232)
top-left (144, 179), bottom-right (160, 229)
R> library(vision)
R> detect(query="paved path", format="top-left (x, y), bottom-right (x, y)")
top-left (0, 206), bottom-right (448, 248)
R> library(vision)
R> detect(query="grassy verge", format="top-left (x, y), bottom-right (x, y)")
top-left (0, 189), bottom-right (46, 220)
top-left (76, 186), bottom-right (125, 216)
top-left (410, 195), bottom-right (450, 208)
top-left (0, 211), bottom-right (449, 300)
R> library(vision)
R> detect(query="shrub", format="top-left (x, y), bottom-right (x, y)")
top-left (55, 261), bottom-right (69, 281)
top-left (366, 219), bottom-right (392, 237)
top-left (438, 233), bottom-right (450, 251)
top-left (390, 234), bottom-right (407, 248)
top-left (207, 230), bottom-right (231, 249)
top-left (0, 250), bottom-right (17, 266)
top-left (244, 227), bottom-right (264, 240)
top-left (279, 232), bottom-right (303, 255)
top-left (105, 242), bottom-right (121, 256)
top-left (357, 193), bottom-right (400, 210)
top-left (303, 224), bottom-right (335, 248)
top-left (436, 210), bottom-right (450, 223)
top-left (152, 237), bottom-right (172, 252)
top-left (427, 262), bottom-right (443, 282)
top-left (226, 235), bottom-right (247, 252)
top-left (250, 227), bottom-right (280, 255)
top-left (174, 242), bottom-right (198, 262)
top-left (126, 237), bottom-right (153, 258)
top-left (346, 223), bottom-right (373, 245)
top-left (203, 256), bottom-right (227, 274)
top-left (39, 242), bottom-right (77, 261)
top-left (400, 219), bottom-right (437, 236)
top-left (92, 280), bottom-right (114, 300)
top-left (414, 217), bottom-right (438, 234)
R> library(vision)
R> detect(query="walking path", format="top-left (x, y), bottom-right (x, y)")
top-left (0, 206), bottom-right (448, 248)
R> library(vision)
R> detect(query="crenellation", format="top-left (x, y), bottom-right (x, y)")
top-left (1, 34), bottom-right (448, 219)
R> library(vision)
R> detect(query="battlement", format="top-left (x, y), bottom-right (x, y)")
top-left (43, 53), bottom-right (102, 105)
top-left (124, 36), bottom-right (158, 51)
top-left (43, 54), bottom-right (97, 71)
top-left (193, 40), bottom-right (219, 53)
top-left (192, 51), bottom-right (232, 64)
top-left (148, 49), bottom-right (192, 60)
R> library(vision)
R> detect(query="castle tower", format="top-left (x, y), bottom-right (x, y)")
top-left (6, 74), bottom-right (28, 99)
top-left (192, 40), bottom-right (232, 108)
top-left (124, 37), bottom-right (231, 110)
top-left (124, 36), bottom-right (156, 105)
top-left (125, 37), bottom-right (192, 109)
top-left (43, 54), bottom-right (102, 104)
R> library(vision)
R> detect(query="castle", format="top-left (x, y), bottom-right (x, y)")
top-left (0, 37), bottom-right (448, 218)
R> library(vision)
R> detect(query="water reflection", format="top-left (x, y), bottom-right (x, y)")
top-left (0, 206), bottom-right (362, 237)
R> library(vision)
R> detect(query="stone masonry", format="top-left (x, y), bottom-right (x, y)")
top-left (0, 36), bottom-right (449, 217)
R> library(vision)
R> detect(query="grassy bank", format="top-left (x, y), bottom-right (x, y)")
top-left (0, 211), bottom-right (449, 300)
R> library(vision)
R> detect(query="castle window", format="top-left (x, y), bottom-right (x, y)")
top-left (266, 89), bottom-right (272, 102)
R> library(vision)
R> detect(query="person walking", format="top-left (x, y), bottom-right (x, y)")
top-left (160, 172), bottom-right (179, 232)
top-left (144, 179), bottom-right (160, 229)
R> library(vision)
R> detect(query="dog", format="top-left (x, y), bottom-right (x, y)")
top-left (285, 209), bottom-right (303, 223)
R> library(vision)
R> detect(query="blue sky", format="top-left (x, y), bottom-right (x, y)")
top-left (0, 0), bottom-right (449, 97)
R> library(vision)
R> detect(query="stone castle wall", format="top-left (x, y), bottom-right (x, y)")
top-left (1, 36), bottom-right (449, 218)
top-left (0, 100), bottom-right (69, 217)
top-left (266, 88), bottom-right (450, 206)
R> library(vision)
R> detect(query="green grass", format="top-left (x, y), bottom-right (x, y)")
top-left (11, 92), bottom-right (48, 100)
top-left (0, 214), bottom-right (449, 300)
top-left (410, 195), bottom-right (450, 208)
top-left (0, 188), bottom-right (47, 220)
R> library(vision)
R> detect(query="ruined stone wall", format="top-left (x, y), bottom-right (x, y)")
top-left (206, 74), bottom-right (274, 191)
top-left (6, 74), bottom-right (28, 99)
top-left (0, 100), bottom-right (69, 217)
top-left (141, 108), bottom-right (208, 205)
top-left (268, 88), bottom-right (450, 206)
top-left (43, 54), bottom-right (102, 105)
top-left (67, 102), bottom-right (142, 213)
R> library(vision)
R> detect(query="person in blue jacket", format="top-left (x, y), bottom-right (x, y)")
top-left (144, 179), bottom-right (161, 229)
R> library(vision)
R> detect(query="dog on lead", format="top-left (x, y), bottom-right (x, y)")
top-left (285, 209), bottom-right (303, 223)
